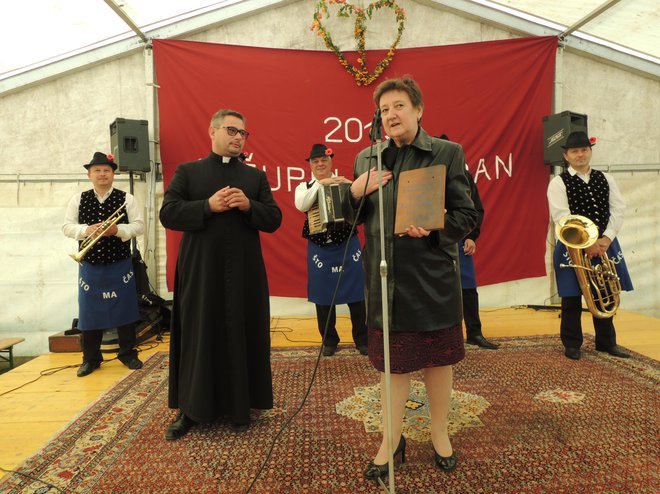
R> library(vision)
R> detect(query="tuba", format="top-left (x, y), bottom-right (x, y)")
top-left (555, 214), bottom-right (621, 318)
top-left (70, 204), bottom-right (126, 264)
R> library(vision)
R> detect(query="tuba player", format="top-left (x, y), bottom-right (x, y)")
top-left (547, 131), bottom-right (634, 360)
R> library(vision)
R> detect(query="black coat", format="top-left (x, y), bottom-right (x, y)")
top-left (465, 169), bottom-right (484, 242)
top-left (159, 152), bottom-right (282, 424)
top-left (351, 129), bottom-right (478, 332)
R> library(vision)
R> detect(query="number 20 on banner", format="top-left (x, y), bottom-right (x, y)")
top-left (324, 117), bottom-right (374, 143)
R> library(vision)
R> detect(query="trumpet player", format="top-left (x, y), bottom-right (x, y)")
top-left (63, 152), bottom-right (145, 376)
top-left (547, 131), bottom-right (633, 360)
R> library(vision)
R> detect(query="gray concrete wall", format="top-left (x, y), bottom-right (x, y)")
top-left (1, 0), bottom-right (658, 356)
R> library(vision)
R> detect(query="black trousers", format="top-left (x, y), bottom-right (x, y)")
top-left (462, 288), bottom-right (483, 339)
top-left (315, 301), bottom-right (368, 348)
top-left (80, 323), bottom-right (138, 365)
top-left (560, 296), bottom-right (617, 350)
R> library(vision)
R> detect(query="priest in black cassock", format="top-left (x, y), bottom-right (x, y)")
top-left (159, 109), bottom-right (282, 440)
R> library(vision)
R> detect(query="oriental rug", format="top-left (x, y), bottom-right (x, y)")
top-left (1, 336), bottom-right (658, 493)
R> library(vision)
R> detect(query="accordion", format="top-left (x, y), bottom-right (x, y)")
top-left (307, 183), bottom-right (351, 235)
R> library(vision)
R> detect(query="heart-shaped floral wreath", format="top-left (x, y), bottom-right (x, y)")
top-left (311, 0), bottom-right (406, 86)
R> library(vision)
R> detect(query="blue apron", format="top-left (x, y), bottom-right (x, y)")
top-left (458, 239), bottom-right (477, 289)
top-left (307, 235), bottom-right (365, 305)
top-left (553, 238), bottom-right (633, 297)
top-left (78, 257), bottom-right (140, 331)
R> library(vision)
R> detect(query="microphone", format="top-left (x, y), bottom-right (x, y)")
top-left (369, 108), bottom-right (382, 143)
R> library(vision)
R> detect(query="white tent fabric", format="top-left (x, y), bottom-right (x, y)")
top-left (494, 0), bottom-right (660, 59)
top-left (1, 0), bottom-right (658, 94)
top-left (0, 0), bottom-right (241, 78)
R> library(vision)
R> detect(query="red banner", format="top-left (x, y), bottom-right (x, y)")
top-left (154, 36), bottom-right (557, 296)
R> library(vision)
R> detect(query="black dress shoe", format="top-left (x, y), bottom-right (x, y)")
top-left (466, 335), bottom-right (499, 349)
top-left (126, 357), bottom-right (143, 370)
top-left (230, 422), bottom-right (249, 433)
top-left (564, 347), bottom-right (581, 360)
top-left (595, 345), bottom-right (631, 358)
top-left (77, 361), bottom-right (100, 377)
top-left (357, 345), bottom-right (369, 356)
top-left (165, 412), bottom-right (196, 441)
top-left (364, 436), bottom-right (406, 483)
top-left (322, 345), bottom-right (337, 357)
top-left (434, 450), bottom-right (457, 471)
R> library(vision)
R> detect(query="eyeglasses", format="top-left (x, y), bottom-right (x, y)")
top-left (221, 126), bottom-right (250, 139)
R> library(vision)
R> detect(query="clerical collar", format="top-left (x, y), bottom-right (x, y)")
top-left (221, 156), bottom-right (231, 164)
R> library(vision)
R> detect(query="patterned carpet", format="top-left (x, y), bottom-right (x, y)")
top-left (2, 336), bottom-right (658, 493)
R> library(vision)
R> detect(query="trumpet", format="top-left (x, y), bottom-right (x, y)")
top-left (70, 204), bottom-right (126, 263)
top-left (556, 214), bottom-right (621, 318)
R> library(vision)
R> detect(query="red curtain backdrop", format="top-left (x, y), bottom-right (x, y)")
top-left (154, 36), bottom-right (557, 297)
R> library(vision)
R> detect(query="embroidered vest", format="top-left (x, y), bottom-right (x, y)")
top-left (560, 169), bottom-right (610, 236)
top-left (79, 189), bottom-right (130, 265)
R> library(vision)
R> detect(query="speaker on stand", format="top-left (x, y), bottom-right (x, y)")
top-left (542, 111), bottom-right (588, 167)
top-left (109, 117), bottom-right (150, 250)
top-left (110, 118), bottom-right (150, 174)
top-left (110, 117), bottom-right (150, 197)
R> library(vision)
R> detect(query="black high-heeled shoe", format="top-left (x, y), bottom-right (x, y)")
top-left (434, 450), bottom-right (457, 471)
top-left (364, 436), bottom-right (406, 482)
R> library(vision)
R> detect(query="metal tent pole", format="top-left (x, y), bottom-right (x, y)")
top-left (143, 42), bottom-right (159, 289)
top-left (548, 41), bottom-right (565, 305)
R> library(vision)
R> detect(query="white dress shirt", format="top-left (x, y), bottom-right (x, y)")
top-left (547, 166), bottom-right (626, 241)
top-left (294, 178), bottom-right (325, 213)
top-left (62, 187), bottom-right (144, 241)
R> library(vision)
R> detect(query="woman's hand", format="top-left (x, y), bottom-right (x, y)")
top-left (350, 167), bottom-right (393, 199)
top-left (400, 225), bottom-right (431, 238)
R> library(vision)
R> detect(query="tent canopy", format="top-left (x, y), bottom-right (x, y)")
top-left (1, 0), bottom-right (658, 94)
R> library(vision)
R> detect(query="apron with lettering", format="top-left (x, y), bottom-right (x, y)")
top-left (553, 238), bottom-right (633, 297)
top-left (307, 235), bottom-right (365, 305)
top-left (78, 257), bottom-right (140, 330)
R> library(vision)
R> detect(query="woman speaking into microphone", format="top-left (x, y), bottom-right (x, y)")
top-left (347, 76), bottom-right (477, 482)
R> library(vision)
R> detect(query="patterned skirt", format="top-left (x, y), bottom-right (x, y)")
top-left (368, 324), bottom-right (465, 374)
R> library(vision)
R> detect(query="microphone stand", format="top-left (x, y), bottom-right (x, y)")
top-left (370, 110), bottom-right (396, 494)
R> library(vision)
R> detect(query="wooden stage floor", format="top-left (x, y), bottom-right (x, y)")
top-left (1, 307), bottom-right (658, 478)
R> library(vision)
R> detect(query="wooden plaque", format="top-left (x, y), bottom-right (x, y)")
top-left (394, 165), bottom-right (446, 235)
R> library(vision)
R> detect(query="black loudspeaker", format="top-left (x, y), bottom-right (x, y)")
top-left (110, 118), bottom-right (150, 173)
top-left (542, 111), bottom-right (588, 165)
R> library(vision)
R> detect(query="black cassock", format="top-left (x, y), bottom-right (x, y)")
top-left (159, 152), bottom-right (282, 424)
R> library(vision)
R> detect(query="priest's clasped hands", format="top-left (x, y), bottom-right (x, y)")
top-left (208, 186), bottom-right (251, 212)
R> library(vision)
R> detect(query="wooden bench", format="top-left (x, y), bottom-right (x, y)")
top-left (0, 337), bottom-right (25, 369)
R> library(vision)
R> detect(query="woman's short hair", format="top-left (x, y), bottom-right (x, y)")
top-left (373, 76), bottom-right (424, 109)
